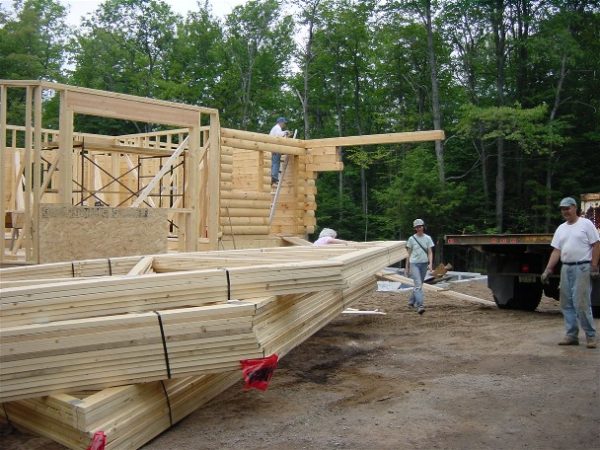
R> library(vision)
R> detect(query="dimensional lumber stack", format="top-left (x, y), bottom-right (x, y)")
top-left (0, 242), bottom-right (407, 449)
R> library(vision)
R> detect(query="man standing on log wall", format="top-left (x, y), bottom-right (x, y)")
top-left (270, 117), bottom-right (289, 186)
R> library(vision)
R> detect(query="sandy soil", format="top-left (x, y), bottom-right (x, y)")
top-left (2, 280), bottom-right (599, 450)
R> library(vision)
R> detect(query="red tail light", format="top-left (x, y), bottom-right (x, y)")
top-left (521, 264), bottom-right (530, 273)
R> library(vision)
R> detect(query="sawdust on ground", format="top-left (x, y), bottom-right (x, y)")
top-left (2, 280), bottom-right (599, 450)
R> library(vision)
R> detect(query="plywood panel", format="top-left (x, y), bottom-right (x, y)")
top-left (38, 205), bottom-right (168, 263)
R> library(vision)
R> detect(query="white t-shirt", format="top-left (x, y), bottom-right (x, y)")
top-left (314, 236), bottom-right (336, 246)
top-left (406, 234), bottom-right (434, 264)
top-left (269, 123), bottom-right (287, 138)
top-left (550, 217), bottom-right (600, 263)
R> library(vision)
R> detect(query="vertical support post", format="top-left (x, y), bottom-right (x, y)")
top-left (207, 112), bottom-right (221, 250)
top-left (185, 125), bottom-right (200, 251)
top-left (58, 89), bottom-right (74, 204)
top-left (110, 153), bottom-right (120, 206)
top-left (32, 85), bottom-right (42, 263)
top-left (23, 86), bottom-right (33, 262)
top-left (0, 84), bottom-right (7, 265)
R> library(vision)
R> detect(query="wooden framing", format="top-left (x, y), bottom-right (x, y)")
top-left (0, 241), bottom-right (407, 404)
top-left (1, 80), bottom-right (445, 265)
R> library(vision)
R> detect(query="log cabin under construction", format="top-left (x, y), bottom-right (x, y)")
top-left (1, 80), bottom-right (444, 450)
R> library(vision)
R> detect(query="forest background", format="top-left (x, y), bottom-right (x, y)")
top-left (1, 0), bottom-right (599, 266)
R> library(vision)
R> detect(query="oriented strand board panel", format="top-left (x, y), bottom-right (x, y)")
top-left (38, 205), bottom-right (168, 263)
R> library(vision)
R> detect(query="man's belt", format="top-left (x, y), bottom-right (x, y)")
top-left (562, 260), bottom-right (591, 265)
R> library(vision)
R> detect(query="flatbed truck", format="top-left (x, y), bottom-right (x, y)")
top-left (445, 194), bottom-right (600, 317)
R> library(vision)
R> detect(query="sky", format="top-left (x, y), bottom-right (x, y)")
top-left (0, 0), bottom-right (249, 24)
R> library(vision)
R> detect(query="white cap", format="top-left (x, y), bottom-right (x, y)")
top-left (413, 219), bottom-right (425, 227)
top-left (319, 228), bottom-right (337, 238)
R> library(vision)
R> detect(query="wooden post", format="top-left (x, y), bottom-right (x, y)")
top-left (23, 87), bottom-right (32, 261)
top-left (32, 85), bottom-right (42, 263)
top-left (185, 126), bottom-right (200, 251)
top-left (110, 153), bottom-right (120, 206)
top-left (207, 112), bottom-right (221, 250)
top-left (58, 89), bottom-right (74, 205)
top-left (0, 84), bottom-right (6, 264)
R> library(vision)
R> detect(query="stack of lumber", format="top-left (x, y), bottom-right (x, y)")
top-left (2, 372), bottom-right (241, 450)
top-left (0, 241), bottom-right (407, 449)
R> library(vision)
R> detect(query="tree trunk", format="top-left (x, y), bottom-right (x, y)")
top-left (425, 0), bottom-right (444, 184)
top-left (492, 0), bottom-right (506, 232)
top-left (545, 53), bottom-right (568, 232)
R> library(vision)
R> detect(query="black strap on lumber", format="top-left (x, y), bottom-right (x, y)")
top-left (153, 311), bottom-right (172, 379)
top-left (225, 269), bottom-right (231, 300)
top-left (2, 404), bottom-right (13, 429)
top-left (71, 262), bottom-right (75, 277)
top-left (160, 380), bottom-right (174, 427)
top-left (107, 258), bottom-right (113, 276)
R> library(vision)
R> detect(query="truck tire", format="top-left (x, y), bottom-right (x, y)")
top-left (493, 281), bottom-right (543, 312)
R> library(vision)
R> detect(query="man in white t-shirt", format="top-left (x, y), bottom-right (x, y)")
top-left (541, 196), bottom-right (600, 348)
top-left (405, 218), bottom-right (434, 315)
top-left (269, 117), bottom-right (289, 186)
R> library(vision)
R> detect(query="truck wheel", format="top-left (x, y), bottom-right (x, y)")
top-left (494, 282), bottom-right (543, 311)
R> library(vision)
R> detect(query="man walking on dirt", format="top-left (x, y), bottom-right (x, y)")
top-left (406, 218), bottom-right (434, 315)
top-left (541, 197), bottom-right (600, 348)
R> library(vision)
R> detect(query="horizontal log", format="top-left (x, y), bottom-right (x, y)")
top-left (304, 130), bottom-right (445, 148)
top-left (221, 137), bottom-right (304, 156)
top-left (221, 128), bottom-right (305, 148)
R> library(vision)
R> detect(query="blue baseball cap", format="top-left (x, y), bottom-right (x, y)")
top-left (276, 117), bottom-right (288, 124)
top-left (559, 197), bottom-right (577, 208)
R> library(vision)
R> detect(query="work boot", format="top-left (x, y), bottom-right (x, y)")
top-left (557, 336), bottom-right (579, 346)
top-left (586, 335), bottom-right (597, 349)
top-left (417, 306), bottom-right (425, 315)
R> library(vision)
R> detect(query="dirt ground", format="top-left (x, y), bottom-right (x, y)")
top-left (2, 279), bottom-right (599, 450)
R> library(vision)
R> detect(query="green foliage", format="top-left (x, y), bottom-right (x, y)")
top-left (0, 0), bottom-right (68, 80)
top-left (2, 0), bottom-right (599, 245)
top-left (456, 103), bottom-right (569, 155)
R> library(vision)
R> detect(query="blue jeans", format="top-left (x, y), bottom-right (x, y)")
top-left (271, 153), bottom-right (281, 181)
top-left (408, 263), bottom-right (428, 307)
top-left (560, 263), bottom-right (596, 339)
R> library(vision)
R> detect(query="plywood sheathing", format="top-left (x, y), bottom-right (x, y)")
top-left (38, 205), bottom-right (168, 263)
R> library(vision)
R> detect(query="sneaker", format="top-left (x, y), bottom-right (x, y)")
top-left (417, 306), bottom-right (425, 315)
top-left (586, 336), bottom-right (597, 349)
top-left (558, 336), bottom-right (579, 346)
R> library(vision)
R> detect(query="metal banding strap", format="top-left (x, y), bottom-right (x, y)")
top-left (160, 380), bottom-right (174, 426)
top-left (225, 269), bottom-right (231, 300)
top-left (153, 311), bottom-right (172, 379)
top-left (107, 258), bottom-right (113, 275)
top-left (2, 404), bottom-right (12, 428)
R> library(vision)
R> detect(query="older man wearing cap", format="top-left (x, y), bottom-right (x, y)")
top-left (541, 196), bottom-right (600, 348)
top-left (269, 117), bottom-right (290, 186)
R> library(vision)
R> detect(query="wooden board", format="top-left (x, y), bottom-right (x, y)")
top-left (38, 205), bottom-right (168, 263)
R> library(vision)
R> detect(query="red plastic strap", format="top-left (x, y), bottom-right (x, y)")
top-left (86, 431), bottom-right (107, 450)
top-left (240, 354), bottom-right (279, 391)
